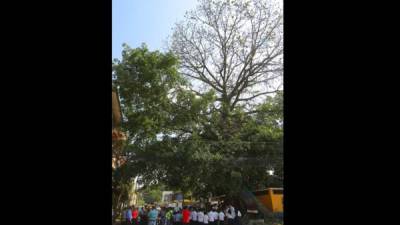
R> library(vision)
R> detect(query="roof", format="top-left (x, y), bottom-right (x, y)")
top-left (252, 187), bottom-right (283, 192)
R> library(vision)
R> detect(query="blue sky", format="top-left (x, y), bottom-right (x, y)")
top-left (112, 0), bottom-right (198, 60)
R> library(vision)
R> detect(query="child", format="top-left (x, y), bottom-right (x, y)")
top-left (197, 209), bottom-right (204, 225)
top-left (132, 207), bottom-right (139, 225)
top-left (173, 210), bottom-right (183, 225)
top-left (203, 212), bottom-right (209, 225)
top-left (207, 209), bottom-right (214, 225)
top-left (190, 207), bottom-right (197, 225)
top-left (126, 207), bottom-right (133, 225)
top-left (218, 209), bottom-right (225, 225)
top-left (166, 208), bottom-right (173, 225)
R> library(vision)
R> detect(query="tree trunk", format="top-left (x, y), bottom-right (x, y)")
top-left (220, 98), bottom-right (232, 140)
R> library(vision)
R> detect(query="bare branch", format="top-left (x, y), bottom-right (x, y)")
top-left (171, 0), bottom-right (283, 111)
top-left (236, 90), bottom-right (279, 102)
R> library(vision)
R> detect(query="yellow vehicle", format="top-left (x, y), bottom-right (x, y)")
top-left (253, 188), bottom-right (283, 213)
top-left (183, 199), bottom-right (193, 206)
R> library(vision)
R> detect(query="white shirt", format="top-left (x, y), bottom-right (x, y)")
top-left (203, 215), bottom-right (209, 224)
top-left (218, 212), bottom-right (225, 221)
top-left (197, 212), bottom-right (204, 223)
top-left (207, 212), bottom-right (214, 222)
top-left (237, 210), bottom-right (241, 217)
top-left (191, 211), bottom-right (198, 221)
top-left (225, 209), bottom-right (232, 219)
top-left (212, 211), bottom-right (219, 221)
top-left (229, 207), bottom-right (236, 219)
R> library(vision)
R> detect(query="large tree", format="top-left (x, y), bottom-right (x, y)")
top-left (167, 0), bottom-right (283, 197)
top-left (171, 0), bottom-right (283, 117)
top-left (113, 16), bottom-right (283, 201)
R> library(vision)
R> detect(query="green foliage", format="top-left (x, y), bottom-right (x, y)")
top-left (112, 43), bottom-right (283, 203)
top-left (140, 184), bottom-right (164, 204)
top-left (113, 43), bottom-right (185, 143)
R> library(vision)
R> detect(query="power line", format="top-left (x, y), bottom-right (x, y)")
top-left (162, 140), bottom-right (282, 143)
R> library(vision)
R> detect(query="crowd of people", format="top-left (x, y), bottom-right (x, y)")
top-left (122, 204), bottom-right (242, 225)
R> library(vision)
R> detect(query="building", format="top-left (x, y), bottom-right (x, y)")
top-left (112, 90), bottom-right (127, 168)
top-left (112, 90), bottom-right (138, 205)
top-left (112, 90), bottom-right (126, 142)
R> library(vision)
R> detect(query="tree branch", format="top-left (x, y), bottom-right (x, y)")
top-left (236, 90), bottom-right (279, 102)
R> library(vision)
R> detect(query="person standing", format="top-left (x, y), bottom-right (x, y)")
top-left (173, 211), bottom-right (177, 225)
top-left (235, 209), bottom-right (241, 225)
top-left (160, 207), bottom-right (166, 225)
top-left (229, 205), bottom-right (236, 224)
top-left (190, 207), bottom-right (197, 225)
top-left (123, 208), bottom-right (128, 225)
top-left (182, 206), bottom-right (191, 225)
top-left (207, 209), bottom-right (214, 225)
top-left (173, 210), bottom-right (182, 225)
top-left (132, 206), bottom-right (139, 225)
top-left (166, 208), bottom-right (173, 225)
top-left (224, 205), bottom-right (233, 225)
top-left (213, 209), bottom-right (219, 225)
top-left (218, 208), bottom-right (225, 225)
top-left (212, 210), bottom-right (217, 225)
top-left (197, 209), bottom-right (204, 225)
top-left (126, 207), bottom-right (133, 225)
top-left (178, 210), bottom-right (183, 225)
top-left (203, 211), bottom-right (209, 225)
top-left (141, 207), bottom-right (148, 225)
top-left (148, 206), bottom-right (159, 225)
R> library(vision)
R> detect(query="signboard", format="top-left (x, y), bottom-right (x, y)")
top-left (174, 193), bottom-right (183, 201)
top-left (162, 191), bottom-right (174, 203)
top-left (164, 194), bottom-right (173, 202)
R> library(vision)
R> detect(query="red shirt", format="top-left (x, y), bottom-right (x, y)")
top-left (132, 210), bottom-right (139, 219)
top-left (182, 209), bottom-right (190, 224)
